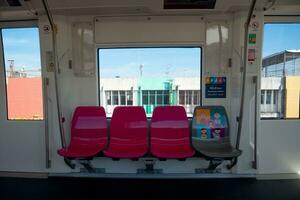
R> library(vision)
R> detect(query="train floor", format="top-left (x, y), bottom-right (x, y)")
top-left (1, 177), bottom-right (300, 199)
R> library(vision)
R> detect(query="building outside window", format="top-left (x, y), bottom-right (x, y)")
top-left (120, 91), bottom-right (126, 105)
top-left (127, 91), bottom-right (133, 105)
top-left (106, 91), bottom-right (112, 105)
top-left (266, 90), bottom-right (272, 104)
top-left (261, 90), bottom-right (265, 104)
top-left (1, 27), bottom-right (43, 120)
top-left (261, 23), bottom-right (300, 119)
top-left (98, 47), bottom-right (201, 117)
top-left (112, 91), bottom-right (119, 105)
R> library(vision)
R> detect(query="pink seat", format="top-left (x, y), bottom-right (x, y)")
top-left (58, 106), bottom-right (108, 158)
top-left (150, 106), bottom-right (195, 159)
top-left (104, 106), bottom-right (148, 158)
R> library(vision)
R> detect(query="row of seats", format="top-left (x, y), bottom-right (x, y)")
top-left (58, 106), bottom-right (241, 162)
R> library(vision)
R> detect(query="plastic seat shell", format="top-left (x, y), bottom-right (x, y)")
top-left (191, 106), bottom-right (241, 159)
top-left (150, 106), bottom-right (195, 159)
top-left (104, 106), bottom-right (149, 159)
top-left (58, 106), bottom-right (108, 158)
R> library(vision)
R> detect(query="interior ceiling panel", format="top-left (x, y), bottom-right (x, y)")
top-left (29, 0), bottom-right (266, 13)
top-left (2, 0), bottom-right (262, 11)
top-left (1, 0), bottom-right (300, 20)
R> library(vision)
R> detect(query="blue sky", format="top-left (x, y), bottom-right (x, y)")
top-left (263, 23), bottom-right (300, 57)
top-left (1, 24), bottom-right (300, 78)
top-left (1, 27), bottom-right (41, 76)
top-left (99, 48), bottom-right (201, 78)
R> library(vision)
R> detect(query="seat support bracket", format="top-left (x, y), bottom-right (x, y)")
top-left (227, 158), bottom-right (237, 170)
top-left (79, 160), bottom-right (96, 173)
top-left (208, 159), bottom-right (223, 170)
top-left (137, 158), bottom-right (162, 174)
top-left (195, 159), bottom-right (223, 173)
top-left (64, 158), bottom-right (75, 169)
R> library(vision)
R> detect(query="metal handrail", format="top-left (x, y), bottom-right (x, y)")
top-left (236, 0), bottom-right (257, 150)
top-left (41, 0), bottom-right (66, 148)
top-left (43, 77), bottom-right (51, 168)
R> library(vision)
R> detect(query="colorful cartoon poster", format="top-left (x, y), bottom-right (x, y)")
top-left (210, 108), bottom-right (226, 138)
top-left (195, 108), bottom-right (227, 140)
top-left (205, 76), bottom-right (226, 98)
top-left (195, 109), bottom-right (211, 139)
top-left (196, 109), bottom-right (210, 124)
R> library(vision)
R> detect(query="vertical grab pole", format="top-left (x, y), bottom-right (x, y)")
top-left (43, 77), bottom-right (51, 168)
top-left (252, 76), bottom-right (258, 169)
top-left (41, 0), bottom-right (66, 148)
top-left (227, 0), bottom-right (257, 169)
top-left (236, 0), bottom-right (257, 150)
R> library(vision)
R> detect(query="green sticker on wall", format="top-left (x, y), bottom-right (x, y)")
top-left (249, 34), bottom-right (256, 44)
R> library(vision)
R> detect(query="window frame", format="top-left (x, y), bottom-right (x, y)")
top-left (260, 16), bottom-right (300, 120)
top-left (0, 21), bottom-right (44, 121)
top-left (97, 46), bottom-right (203, 118)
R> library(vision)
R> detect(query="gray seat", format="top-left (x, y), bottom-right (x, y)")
top-left (191, 106), bottom-right (241, 160)
top-left (192, 137), bottom-right (241, 158)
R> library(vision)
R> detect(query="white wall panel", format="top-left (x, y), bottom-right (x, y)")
top-left (258, 120), bottom-right (300, 174)
top-left (95, 16), bottom-right (205, 45)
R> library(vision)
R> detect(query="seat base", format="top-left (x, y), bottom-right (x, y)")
top-left (104, 137), bottom-right (148, 159)
top-left (198, 146), bottom-right (242, 159)
top-left (58, 147), bottom-right (101, 159)
top-left (192, 137), bottom-right (242, 159)
top-left (151, 138), bottom-right (195, 159)
top-left (151, 150), bottom-right (195, 159)
top-left (104, 150), bottom-right (147, 159)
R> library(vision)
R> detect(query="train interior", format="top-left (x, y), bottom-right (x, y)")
top-left (0, 0), bottom-right (300, 180)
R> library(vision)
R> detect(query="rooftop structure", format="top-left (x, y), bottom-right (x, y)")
top-left (262, 50), bottom-right (300, 77)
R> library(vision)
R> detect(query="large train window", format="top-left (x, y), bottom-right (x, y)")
top-left (261, 23), bottom-right (300, 119)
top-left (98, 47), bottom-right (201, 117)
top-left (1, 27), bottom-right (43, 120)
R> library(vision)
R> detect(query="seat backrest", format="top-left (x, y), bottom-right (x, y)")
top-left (151, 106), bottom-right (189, 139)
top-left (71, 106), bottom-right (108, 140)
top-left (192, 106), bottom-right (229, 141)
top-left (110, 106), bottom-right (148, 140)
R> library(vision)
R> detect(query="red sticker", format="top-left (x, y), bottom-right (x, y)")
top-left (248, 49), bottom-right (256, 61)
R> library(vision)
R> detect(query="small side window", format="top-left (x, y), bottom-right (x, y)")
top-left (261, 23), bottom-right (300, 119)
top-left (1, 27), bottom-right (43, 120)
